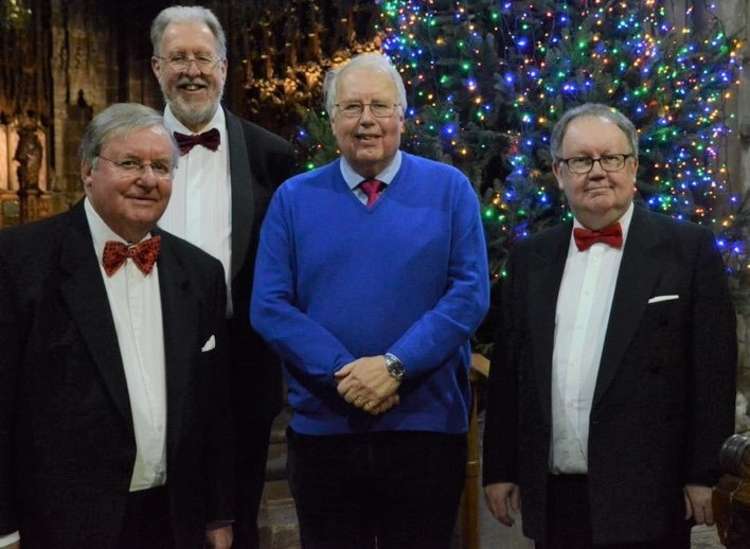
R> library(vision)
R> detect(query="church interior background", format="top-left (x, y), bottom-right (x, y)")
top-left (3, 1), bottom-right (750, 547)
top-left (0, 0), bottom-right (384, 224)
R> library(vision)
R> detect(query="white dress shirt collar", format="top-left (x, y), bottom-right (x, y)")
top-left (570, 201), bottom-right (635, 251)
top-left (84, 197), bottom-right (154, 258)
top-left (340, 150), bottom-right (402, 190)
top-left (164, 103), bottom-right (225, 136)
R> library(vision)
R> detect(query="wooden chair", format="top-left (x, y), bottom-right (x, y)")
top-left (714, 433), bottom-right (750, 548)
top-left (458, 353), bottom-right (490, 549)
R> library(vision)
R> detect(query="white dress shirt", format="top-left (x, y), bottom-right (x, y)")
top-left (159, 105), bottom-right (233, 316)
top-left (85, 198), bottom-right (168, 490)
top-left (550, 202), bottom-right (634, 474)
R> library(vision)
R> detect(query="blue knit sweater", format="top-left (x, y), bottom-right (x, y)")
top-left (251, 153), bottom-right (489, 435)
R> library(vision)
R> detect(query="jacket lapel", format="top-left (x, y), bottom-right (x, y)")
top-left (153, 231), bottom-right (196, 460)
top-left (527, 222), bottom-right (571, 424)
top-left (225, 107), bottom-right (255, 281)
top-left (593, 207), bottom-right (665, 406)
top-left (59, 203), bottom-right (133, 432)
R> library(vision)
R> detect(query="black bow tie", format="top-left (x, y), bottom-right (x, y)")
top-left (173, 128), bottom-right (220, 156)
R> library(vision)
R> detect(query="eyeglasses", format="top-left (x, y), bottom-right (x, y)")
top-left (557, 154), bottom-right (635, 175)
top-left (335, 102), bottom-right (401, 119)
top-left (97, 155), bottom-right (173, 178)
top-left (155, 54), bottom-right (222, 72)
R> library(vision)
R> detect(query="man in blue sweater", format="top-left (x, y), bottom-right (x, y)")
top-left (251, 52), bottom-right (490, 549)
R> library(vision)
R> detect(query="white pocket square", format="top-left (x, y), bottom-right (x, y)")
top-left (648, 294), bottom-right (679, 304)
top-left (201, 335), bottom-right (216, 352)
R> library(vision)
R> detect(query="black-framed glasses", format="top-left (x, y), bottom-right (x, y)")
top-left (557, 154), bottom-right (635, 175)
top-left (155, 54), bottom-right (222, 72)
top-left (335, 102), bottom-right (401, 119)
top-left (97, 155), bottom-right (173, 178)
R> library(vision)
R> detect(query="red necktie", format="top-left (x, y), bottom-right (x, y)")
top-left (359, 179), bottom-right (384, 207)
top-left (573, 223), bottom-right (623, 251)
top-left (102, 236), bottom-right (161, 277)
top-left (173, 128), bottom-right (221, 156)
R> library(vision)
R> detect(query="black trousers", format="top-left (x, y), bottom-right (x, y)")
top-left (536, 475), bottom-right (692, 549)
top-left (117, 486), bottom-right (174, 549)
top-left (232, 417), bottom-right (273, 549)
top-left (287, 428), bottom-right (467, 549)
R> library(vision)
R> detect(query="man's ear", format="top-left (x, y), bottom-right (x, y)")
top-left (81, 161), bottom-right (94, 191)
top-left (150, 56), bottom-right (161, 80)
top-left (552, 161), bottom-right (564, 190)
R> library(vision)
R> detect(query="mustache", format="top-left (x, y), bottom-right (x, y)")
top-left (176, 77), bottom-right (209, 87)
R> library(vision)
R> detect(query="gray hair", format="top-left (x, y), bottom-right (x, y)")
top-left (151, 5), bottom-right (227, 59)
top-left (323, 52), bottom-right (407, 119)
top-left (550, 103), bottom-right (639, 160)
top-left (80, 103), bottom-right (178, 168)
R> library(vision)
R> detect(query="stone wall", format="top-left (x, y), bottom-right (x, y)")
top-left (51, 0), bottom-right (122, 194)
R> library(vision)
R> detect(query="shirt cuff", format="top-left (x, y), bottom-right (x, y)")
top-left (0, 531), bottom-right (19, 547)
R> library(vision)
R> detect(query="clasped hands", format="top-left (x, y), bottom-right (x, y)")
top-left (335, 356), bottom-right (401, 415)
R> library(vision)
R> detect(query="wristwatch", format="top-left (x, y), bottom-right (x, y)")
top-left (384, 353), bottom-right (405, 382)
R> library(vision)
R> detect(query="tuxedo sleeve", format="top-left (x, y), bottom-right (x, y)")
top-left (482, 248), bottom-right (521, 485)
top-left (0, 249), bottom-right (19, 535)
top-left (686, 227), bottom-right (737, 486)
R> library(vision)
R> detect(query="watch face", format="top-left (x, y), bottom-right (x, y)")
top-left (386, 359), bottom-right (404, 380)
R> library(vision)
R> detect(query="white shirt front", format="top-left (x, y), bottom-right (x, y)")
top-left (550, 203), bottom-right (634, 474)
top-left (85, 198), bottom-right (168, 491)
top-left (159, 105), bottom-right (233, 316)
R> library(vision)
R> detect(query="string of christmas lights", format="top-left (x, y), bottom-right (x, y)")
top-left (374, 0), bottom-right (744, 279)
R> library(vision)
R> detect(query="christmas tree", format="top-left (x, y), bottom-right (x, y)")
top-left (297, 0), bottom-right (744, 282)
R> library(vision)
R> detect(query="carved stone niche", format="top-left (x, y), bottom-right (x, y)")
top-left (15, 124), bottom-right (44, 192)
top-left (0, 112), bottom-right (49, 227)
top-left (0, 114), bottom-right (9, 192)
top-left (6, 113), bottom-right (47, 193)
top-left (62, 90), bottom-right (93, 194)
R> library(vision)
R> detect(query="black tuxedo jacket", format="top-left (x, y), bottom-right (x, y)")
top-left (223, 109), bottom-right (294, 426)
top-left (483, 206), bottom-right (736, 544)
top-left (0, 203), bottom-right (234, 548)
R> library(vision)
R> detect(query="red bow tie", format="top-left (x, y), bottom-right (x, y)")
top-left (102, 236), bottom-right (161, 277)
top-left (573, 223), bottom-right (623, 251)
top-left (174, 128), bottom-right (220, 156)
